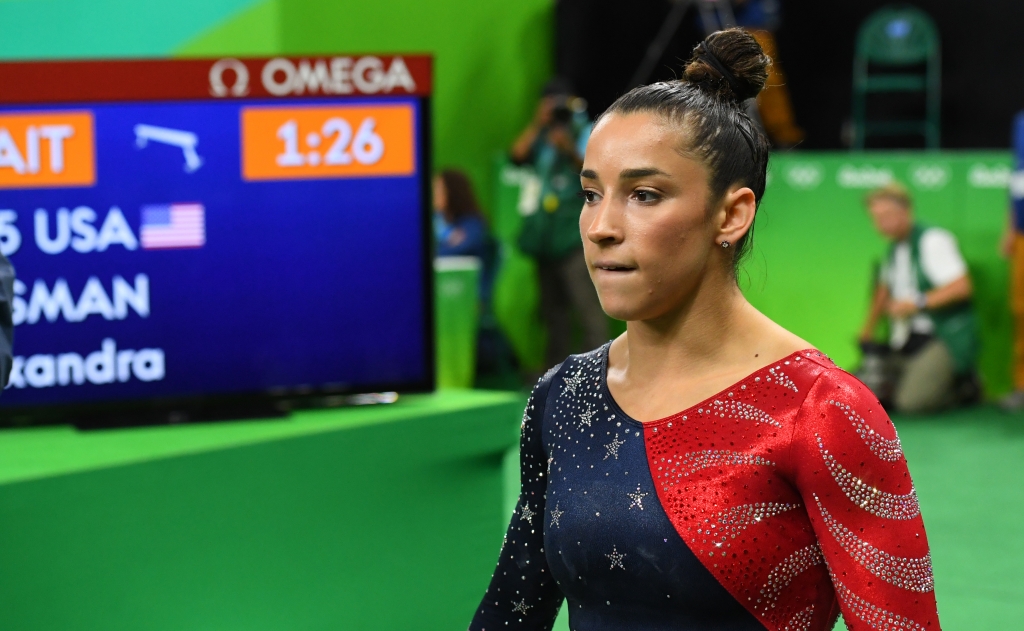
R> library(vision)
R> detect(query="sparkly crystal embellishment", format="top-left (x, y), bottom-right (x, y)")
top-left (754, 545), bottom-right (823, 611)
top-left (511, 598), bottom-right (532, 615)
top-left (675, 449), bottom-right (776, 477)
top-left (768, 366), bottom-right (798, 392)
top-left (816, 434), bottom-right (920, 520)
top-left (519, 501), bottom-right (536, 525)
top-left (561, 367), bottom-right (586, 397)
top-left (550, 503), bottom-right (564, 528)
top-left (603, 434), bottom-right (626, 460)
top-left (814, 494), bottom-right (933, 592)
top-left (578, 402), bottom-right (597, 428)
top-left (708, 502), bottom-right (799, 544)
top-left (834, 581), bottom-right (927, 630)
top-left (627, 485), bottom-right (648, 510)
top-left (605, 545), bottom-right (627, 570)
top-left (710, 399), bottom-right (783, 428)
top-left (829, 400), bottom-right (903, 462)
top-left (783, 606), bottom-right (815, 631)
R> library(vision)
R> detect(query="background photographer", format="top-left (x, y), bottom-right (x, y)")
top-left (512, 78), bottom-right (607, 367)
top-left (858, 183), bottom-right (979, 413)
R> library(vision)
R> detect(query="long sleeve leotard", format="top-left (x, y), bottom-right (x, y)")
top-left (470, 344), bottom-right (940, 631)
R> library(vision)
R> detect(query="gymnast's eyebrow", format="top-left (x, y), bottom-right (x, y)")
top-left (619, 167), bottom-right (668, 179)
top-left (580, 167), bottom-right (668, 181)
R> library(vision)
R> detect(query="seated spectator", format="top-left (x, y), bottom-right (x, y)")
top-left (858, 183), bottom-right (980, 413)
top-left (433, 169), bottom-right (496, 305)
top-left (433, 168), bottom-right (512, 380)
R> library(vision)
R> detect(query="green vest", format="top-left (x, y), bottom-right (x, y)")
top-left (889, 224), bottom-right (978, 374)
top-left (516, 171), bottom-right (585, 261)
top-left (516, 119), bottom-right (591, 261)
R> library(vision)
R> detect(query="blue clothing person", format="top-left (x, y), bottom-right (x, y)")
top-left (436, 214), bottom-right (496, 306)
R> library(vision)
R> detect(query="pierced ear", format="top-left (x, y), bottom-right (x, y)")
top-left (717, 187), bottom-right (757, 246)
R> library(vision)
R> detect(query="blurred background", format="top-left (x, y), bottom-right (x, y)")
top-left (0, 0), bottom-right (1020, 629)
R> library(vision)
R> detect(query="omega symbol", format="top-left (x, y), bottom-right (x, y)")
top-left (209, 58), bottom-right (250, 98)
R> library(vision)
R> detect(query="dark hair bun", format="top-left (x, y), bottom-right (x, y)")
top-left (683, 28), bottom-right (770, 102)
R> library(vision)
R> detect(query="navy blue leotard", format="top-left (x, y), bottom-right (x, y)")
top-left (471, 347), bottom-right (763, 630)
top-left (469, 344), bottom-right (941, 631)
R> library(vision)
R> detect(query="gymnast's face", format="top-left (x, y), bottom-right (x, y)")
top-left (579, 111), bottom-right (724, 322)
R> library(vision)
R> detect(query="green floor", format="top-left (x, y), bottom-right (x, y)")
top-left (500, 405), bottom-right (1024, 631)
top-left (1, 396), bottom-right (1019, 629)
top-left (886, 406), bottom-right (1024, 630)
top-left (0, 391), bottom-right (526, 631)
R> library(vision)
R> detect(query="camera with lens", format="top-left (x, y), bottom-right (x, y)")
top-left (550, 96), bottom-right (588, 127)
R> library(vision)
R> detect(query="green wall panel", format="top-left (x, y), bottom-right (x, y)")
top-left (276, 0), bottom-right (554, 218)
top-left (177, 0), bottom-right (281, 56)
top-left (0, 0), bottom-right (263, 58)
top-left (747, 153), bottom-right (1012, 395)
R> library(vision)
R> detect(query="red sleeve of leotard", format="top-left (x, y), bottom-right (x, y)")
top-left (790, 367), bottom-right (942, 630)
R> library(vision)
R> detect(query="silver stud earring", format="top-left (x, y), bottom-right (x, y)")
top-left (721, 241), bottom-right (730, 248)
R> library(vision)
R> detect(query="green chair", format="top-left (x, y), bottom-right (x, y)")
top-left (852, 5), bottom-right (941, 149)
top-left (434, 256), bottom-right (481, 389)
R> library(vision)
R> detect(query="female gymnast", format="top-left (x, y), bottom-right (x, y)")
top-left (470, 28), bottom-right (940, 631)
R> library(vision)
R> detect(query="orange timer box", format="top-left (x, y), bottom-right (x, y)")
top-left (241, 104), bottom-right (416, 181)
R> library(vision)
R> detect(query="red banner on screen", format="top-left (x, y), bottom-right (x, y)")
top-left (0, 55), bottom-right (433, 104)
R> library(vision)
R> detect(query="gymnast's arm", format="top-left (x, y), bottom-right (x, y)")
top-left (469, 369), bottom-right (564, 631)
top-left (791, 369), bottom-right (941, 630)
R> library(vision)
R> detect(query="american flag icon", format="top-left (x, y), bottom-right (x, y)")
top-left (140, 203), bottom-right (206, 249)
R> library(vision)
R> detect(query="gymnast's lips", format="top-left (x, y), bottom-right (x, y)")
top-left (592, 261), bottom-right (637, 273)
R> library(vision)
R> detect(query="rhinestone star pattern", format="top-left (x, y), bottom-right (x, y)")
top-left (816, 434), bottom-right (920, 520)
top-left (627, 485), bottom-right (648, 510)
top-left (578, 402), bottom-right (597, 428)
top-left (472, 373), bottom-right (564, 630)
top-left (519, 501), bottom-right (536, 525)
top-left (814, 495), bottom-right (934, 592)
top-left (561, 366), bottom-right (585, 398)
top-left (605, 545), bottom-right (627, 570)
top-left (549, 503), bottom-right (564, 528)
top-left (829, 400), bottom-right (904, 462)
top-left (470, 347), bottom-right (940, 631)
top-left (603, 434), bottom-right (626, 460)
top-left (511, 599), bottom-right (532, 615)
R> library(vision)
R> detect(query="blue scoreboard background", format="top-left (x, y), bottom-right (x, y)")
top-left (0, 55), bottom-right (434, 416)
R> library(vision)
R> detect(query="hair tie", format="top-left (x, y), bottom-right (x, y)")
top-left (697, 43), bottom-right (745, 98)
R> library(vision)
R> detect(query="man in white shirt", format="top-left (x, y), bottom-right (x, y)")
top-left (858, 183), bottom-right (979, 413)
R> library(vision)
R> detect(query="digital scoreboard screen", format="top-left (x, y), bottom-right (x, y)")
top-left (0, 55), bottom-right (434, 419)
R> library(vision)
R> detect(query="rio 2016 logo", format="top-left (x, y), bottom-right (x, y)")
top-left (967, 163), bottom-right (1011, 189)
top-left (909, 163), bottom-right (950, 190)
top-left (784, 163), bottom-right (824, 190)
top-left (836, 164), bottom-right (894, 189)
